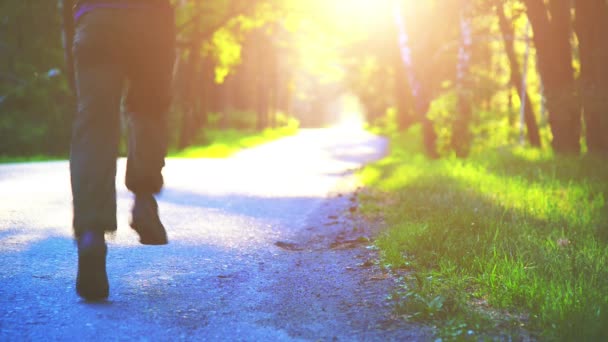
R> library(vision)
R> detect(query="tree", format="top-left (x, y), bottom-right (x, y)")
top-left (496, 2), bottom-right (541, 147)
top-left (574, 0), bottom-right (608, 157)
top-left (452, 6), bottom-right (474, 157)
top-left (172, 0), bottom-right (262, 146)
top-left (0, 0), bottom-right (73, 156)
top-left (524, 0), bottom-right (580, 154)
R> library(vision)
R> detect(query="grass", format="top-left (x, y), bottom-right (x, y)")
top-left (359, 125), bottom-right (608, 340)
top-left (0, 155), bottom-right (66, 164)
top-left (169, 124), bottom-right (298, 159)
top-left (1, 122), bottom-right (298, 164)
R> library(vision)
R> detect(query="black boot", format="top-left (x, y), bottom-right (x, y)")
top-left (76, 231), bottom-right (109, 301)
top-left (130, 195), bottom-right (168, 245)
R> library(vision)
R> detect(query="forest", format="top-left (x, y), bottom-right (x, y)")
top-left (1, 0), bottom-right (607, 159)
top-left (2, 0), bottom-right (608, 339)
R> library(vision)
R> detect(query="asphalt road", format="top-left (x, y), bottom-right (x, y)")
top-left (0, 128), bottom-right (431, 341)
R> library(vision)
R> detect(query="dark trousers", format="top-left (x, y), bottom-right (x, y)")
top-left (70, 6), bottom-right (175, 237)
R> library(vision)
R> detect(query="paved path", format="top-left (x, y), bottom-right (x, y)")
top-left (0, 128), bottom-right (430, 341)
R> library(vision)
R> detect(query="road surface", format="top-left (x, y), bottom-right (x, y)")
top-left (0, 128), bottom-right (431, 341)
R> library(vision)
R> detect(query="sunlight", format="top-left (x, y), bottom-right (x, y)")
top-left (334, 94), bottom-right (366, 131)
top-left (284, 0), bottom-right (398, 129)
top-left (340, 0), bottom-right (388, 18)
top-left (322, 0), bottom-right (394, 30)
top-left (336, 113), bottom-right (365, 131)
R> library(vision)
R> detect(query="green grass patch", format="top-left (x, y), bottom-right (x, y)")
top-left (360, 125), bottom-right (608, 340)
top-left (2, 120), bottom-right (298, 163)
top-left (0, 155), bottom-right (66, 164)
top-left (169, 123), bottom-right (298, 159)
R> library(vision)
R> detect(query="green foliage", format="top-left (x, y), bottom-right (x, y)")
top-left (1, 0), bottom-right (297, 158)
top-left (177, 0), bottom-right (285, 84)
top-left (347, 55), bottom-right (395, 122)
top-left (170, 116), bottom-right (298, 158)
top-left (0, 155), bottom-right (65, 164)
top-left (0, 1), bottom-right (74, 157)
top-left (361, 124), bottom-right (608, 340)
top-left (210, 28), bottom-right (243, 83)
top-left (4, 0), bottom-right (607, 158)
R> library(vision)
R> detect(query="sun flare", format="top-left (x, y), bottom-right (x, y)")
top-left (325, 0), bottom-right (393, 24)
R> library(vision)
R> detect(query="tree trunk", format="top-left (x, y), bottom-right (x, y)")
top-left (198, 56), bottom-right (213, 131)
top-left (525, 0), bottom-right (580, 154)
top-left (221, 75), bottom-right (235, 130)
top-left (256, 76), bottom-right (269, 131)
top-left (394, 51), bottom-right (415, 130)
top-left (451, 12), bottom-right (473, 158)
top-left (420, 101), bottom-right (438, 159)
top-left (575, 0), bottom-right (608, 157)
top-left (178, 20), bottom-right (203, 149)
top-left (496, 4), bottom-right (541, 147)
top-left (268, 38), bottom-right (279, 128)
top-left (394, 4), bottom-right (438, 157)
top-left (255, 31), bottom-right (271, 131)
top-left (452, 95), bottom-right (472, 158)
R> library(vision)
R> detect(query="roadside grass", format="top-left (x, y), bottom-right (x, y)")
top-left (0, 155), bottom-right (66, 164)
top-left (1, 121), bottom-right (298, 163)
top-left (359, 125), bottom-right (608, 340)
top-left (169, 123), bottom-right (298, 159)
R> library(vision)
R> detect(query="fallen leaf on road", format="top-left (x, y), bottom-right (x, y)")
top-left (330, 236), bottom-right (371, 250)
top-left (275, 241), bottom-right (304, 251)
top-left (369, 274), bottom-right (389, 281)
top-left (359, 259), bottom-right (374, 267)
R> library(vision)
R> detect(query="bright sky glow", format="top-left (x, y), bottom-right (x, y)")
top-left (334, 0), bottom-right (391, 19)
top-left (319, 0), bottom-right (394, 33)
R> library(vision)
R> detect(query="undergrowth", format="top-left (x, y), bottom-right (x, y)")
top-left (1, 120), bottom-right (298, 163)
top-left (0, 155), bottom-right (66, 164)
top-left (169, 120), bottom-right (298, 159)
top-left (360, 125), bottom-right (608, 340)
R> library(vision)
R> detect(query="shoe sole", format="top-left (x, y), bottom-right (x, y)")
top-left (130, 222), bottom-right (168, 245)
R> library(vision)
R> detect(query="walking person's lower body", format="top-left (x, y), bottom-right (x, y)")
top-left (70, 5), bottom-right (175, 301)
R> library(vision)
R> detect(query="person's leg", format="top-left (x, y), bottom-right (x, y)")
top-left (71, 12), bottom-right (124, 238)
top-left (70, 10), bottom-right (125, 300)
top-left (123, 6), bottom-right (175, 245)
